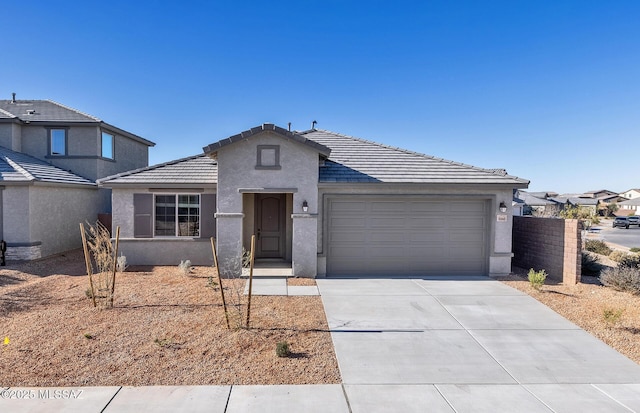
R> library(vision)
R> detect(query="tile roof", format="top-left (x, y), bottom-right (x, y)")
top-left (303, 129), bottom-right (529, 185)
top-left (203, 123), bottom-right (331, 157)
top-left (0, 99), bottom-right (155, 146)
top-left (101, 126), bottom-right (529, 187)
top-left (0, 146), bottom-right (95, 185)
top-left (0, 99), bottom-right (101, 122)
top-left (98, 154), bottom-right (217, 186)
top-left (516, 192), bottom-right (556, 206)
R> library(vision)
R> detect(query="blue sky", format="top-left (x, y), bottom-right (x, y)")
top-left (4, 1), bottom-right (639, 194)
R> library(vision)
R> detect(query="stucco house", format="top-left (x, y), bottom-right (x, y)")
top-left (100, 123), bottom-right (528, 278)
top-left (0, 96), bottom-right (154, 260)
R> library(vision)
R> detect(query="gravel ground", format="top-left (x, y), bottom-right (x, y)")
top-left (498, 268), bottom-right (640, 365)
top-left (0, 250), bottom-right (340, 387)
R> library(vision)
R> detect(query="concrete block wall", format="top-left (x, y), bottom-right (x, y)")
top-left (512, 216), bottom-right (581, 284)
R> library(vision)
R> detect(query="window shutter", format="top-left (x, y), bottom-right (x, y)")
top-left (200, 193), bottom-right (216, 238)
top-left (133, 193), bottom-right (153, 238)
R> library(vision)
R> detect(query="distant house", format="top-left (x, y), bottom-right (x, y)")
top-left (515, 190), bottom-right (560, 216)
top-left (0, 95), bottom-right (154, 260)
top-left (620, 189), bottom-right (640, 200)
top-left (100, 123), bottom-right (529, 277)
top-left (618, 198), bottom-right (640, 215)
top-left (549, 194), bottom-right (599, 215)
top-left (584, 189), bottom-right (618, 199)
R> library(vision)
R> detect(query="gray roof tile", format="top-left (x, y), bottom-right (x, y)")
top-left (101, 126), bottom-right (529, 187)
top-left (0, 100), bottom-right (101, 122)
top-left (0, 146), bottom-right (95, 185)
top-left (98, 154), bottom-right (217, 185)
top-left (303, 129), bottom-right (528, 185)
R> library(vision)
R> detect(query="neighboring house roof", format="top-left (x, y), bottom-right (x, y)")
top-left (550, 196), bottom-right (599, 206)
top-left (0, 99), bottom-right (155, 147)
top-left (516, 192), bottom-right (555, 206)
top-left (619, 198), bottom-right (640, 206)
top-left (304, 129), bottom-right (528, 185)
top-left (102, 125), bottom-right (529, 187)
top-left (0, 145), bottom-right (95, 186)
top-left (98, 154), bottom-right (217, 187)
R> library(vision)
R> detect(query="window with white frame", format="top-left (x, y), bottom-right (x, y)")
top-left (101, 131), bottom-right (114, 159)
top-left (154, 194), bottom-right (200, 237)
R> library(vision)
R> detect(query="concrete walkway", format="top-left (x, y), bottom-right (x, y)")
top-left (3, 276), bottom-right (640, 412)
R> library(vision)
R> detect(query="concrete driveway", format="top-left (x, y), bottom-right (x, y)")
top-left (318, 276), bottom-right (640, 412)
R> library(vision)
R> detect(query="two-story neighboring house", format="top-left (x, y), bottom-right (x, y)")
top-left (0, 95), bottom-right (154, 260)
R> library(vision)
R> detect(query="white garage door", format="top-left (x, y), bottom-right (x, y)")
top-left (326, 197), bottom-right (488, 276)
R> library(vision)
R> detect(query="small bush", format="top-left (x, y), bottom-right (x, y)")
top-left (584, 240), bottom-right (612, 256)
top-left (619, 254), bottom-right (640, 269)
top-left (178, 260), bottom-right (192, 275)
top-left (116, 255), bottom-right (128, 272)
top-left (609, 250), bottom-right (630, 263)
top-left (242, 248), bottom-right (252, 268)
top-left (528, 268), bottom-right (547, 291)
top-left (630, 247), bottom-right (640, 253)
top-left (276, 341), bottom-right (291, 358)
top-left (581, 252), bottom-right (601, 276)
top-left (602, 308), bottom-right (624, 326)
top-left (600, 266), bottom-right (640, 294)
top-left (83, 333), bottom-right (93, 339)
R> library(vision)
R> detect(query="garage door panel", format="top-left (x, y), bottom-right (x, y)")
top-left (450, 202), bottom-right (486, 214)
top-left (407, 217), bottom-right (443, 228)
top-left (371, 201), bottom-right (408, 213)
top-left (330, 231), bottom-right (366, 243)
top-left (331, 201), bottom-right (367, 213)
top-left (327, 197), bottom-right (488, 276)
top-left (370, 217), bottom-right (405, 227)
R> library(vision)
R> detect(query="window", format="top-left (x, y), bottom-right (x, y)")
top-left (154, 194), bottom-right (200, 237)
top-left (101, 131), bottom-right (114, 159)
top-left (256, 145), bottom-right (281, 169)
top-left (50, 129), bottom-right (67, 155)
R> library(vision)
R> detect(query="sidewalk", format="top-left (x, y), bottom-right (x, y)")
top-left (4, 277), bottom-right (640, 412)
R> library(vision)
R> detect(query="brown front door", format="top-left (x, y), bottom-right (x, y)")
top-left (255, 194), bottom-right (285, 258)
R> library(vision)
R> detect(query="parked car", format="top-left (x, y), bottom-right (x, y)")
top-left (613, 217), bottom-right (630, 229)
top-left (628, 216), bottom-right (640, 227)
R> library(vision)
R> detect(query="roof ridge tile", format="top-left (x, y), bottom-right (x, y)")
top-left (45, 99), bottom-right (102, 122)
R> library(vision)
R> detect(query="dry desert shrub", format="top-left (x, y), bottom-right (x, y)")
top-left (80, 221), bottom-right (119, 308)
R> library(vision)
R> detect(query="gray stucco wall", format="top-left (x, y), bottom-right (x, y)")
top-left (3, 186), bottom-right (30, 243)
top-left (0, 123), bottom-right (22, 151)
top-left (9, 124), bottom-right (149, 182)
top-left (2, 184), bottom-right (100, 259)
top-left (30, 185), bottom-right (101, 257)
top-left (316, 184), bottom-right (515, 276)
top-left (215, 131), bottom-right (320, 277)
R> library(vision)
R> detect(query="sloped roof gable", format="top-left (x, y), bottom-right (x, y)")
top-left (203, 123), bottom-right (331, 158)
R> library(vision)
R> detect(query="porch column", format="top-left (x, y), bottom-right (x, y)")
top-left (215, 213), bottom-right (244, 277)
top-left (291, 213), bottom-right (318, 277)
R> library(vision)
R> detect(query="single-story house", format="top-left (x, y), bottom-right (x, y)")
top-left (515, 190), bottom-right (560, 216)
top-left (99, 123), bottom-right (529, 277)
top-left (549, 195), bottom-right (599, 215)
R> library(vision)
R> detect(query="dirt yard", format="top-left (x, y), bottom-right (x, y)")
top-left (0, 250), bottom-right (340, 387)
top-left (499, 269), bottom-right (640, 365)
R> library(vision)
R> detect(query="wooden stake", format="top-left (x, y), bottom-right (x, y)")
top-left (211, 237), bottom-right (230, 329)
top-left (109, 226), bottom-right (120, 308)
top-left (245, 235), bottom-right (256, 328)
top-left (79, 223), bottom-right (97, 308)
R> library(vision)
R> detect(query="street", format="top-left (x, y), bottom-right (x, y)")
top-left (588, 219), bottom-right (640, 249)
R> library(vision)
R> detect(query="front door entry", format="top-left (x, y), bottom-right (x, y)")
top-left (255, 194), bottom-right (285, 258)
